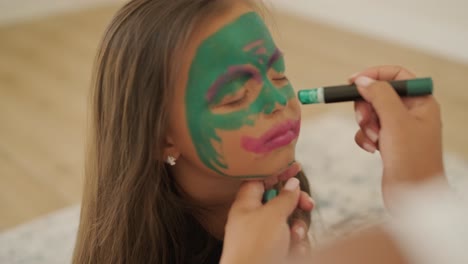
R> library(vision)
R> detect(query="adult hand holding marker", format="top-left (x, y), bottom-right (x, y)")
top-left (298, 65), bottom-right (446, 213)
top-left (347, 66), bottom-right (446, 213)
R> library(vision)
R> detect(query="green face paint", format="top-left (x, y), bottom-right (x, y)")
top-left (185, 12), bottom-right (295, 177)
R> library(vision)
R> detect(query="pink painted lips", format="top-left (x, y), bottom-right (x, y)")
top-left (241, 119), bottom-right (301, 154)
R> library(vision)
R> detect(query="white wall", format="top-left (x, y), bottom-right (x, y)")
top-left (0, 0), bottom-right (120, 25)
top-left (1, 0), bottom-right (467, 64)
top-left (270, 0), bottom-right (468, 64)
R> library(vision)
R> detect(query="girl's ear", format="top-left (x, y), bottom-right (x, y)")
top-left (163, 134), bottom-right (181, 163)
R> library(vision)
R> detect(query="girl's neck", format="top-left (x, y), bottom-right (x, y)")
top-left (171, 162), bottom-right (243, 240)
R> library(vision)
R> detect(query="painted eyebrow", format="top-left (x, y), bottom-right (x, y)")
top-left (205, 66), bottom-right (261, 103)
top-left (267, 49), bottom-right (283, 69)
top-left (243, 39), bottom-right (264, 52)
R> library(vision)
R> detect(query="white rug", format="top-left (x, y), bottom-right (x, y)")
top-left (1, 114), bottom-right (467, 264)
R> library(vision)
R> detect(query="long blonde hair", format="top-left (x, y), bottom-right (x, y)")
top-left (73, 0), bottom-right (310, 263)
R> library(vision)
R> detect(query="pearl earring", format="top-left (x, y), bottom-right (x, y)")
top-left (166, 156), bottom-right (176, 166)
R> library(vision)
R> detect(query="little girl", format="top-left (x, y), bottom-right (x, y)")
top-left (73, 0), bottom-right (312, 263)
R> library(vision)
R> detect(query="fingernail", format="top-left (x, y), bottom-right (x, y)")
top-left (355, 110), bottom-right (363, 125)
top-left (363, 143), bottom-right (376, 154)
top-left (366, 129), bottom-right (379, 143)
top-left (355, 76), bottom-right (375, 88)
top-left (308, 196), bottom-right (315, 208)
top-left (295, 226), bottom-right (305, 240)
top-left (284, 177), bottom-right (300, 191)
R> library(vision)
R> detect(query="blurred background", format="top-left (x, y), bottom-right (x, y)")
top-left (0, 0), bottom-right (467, 262)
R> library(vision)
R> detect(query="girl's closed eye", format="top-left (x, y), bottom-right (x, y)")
top-left (211, 71), bottom-right (253, 108)
top-left (272, 73), bottom-right (289, 87)
top-left (222, 89), bottom-right (249, 107)
top-left (273, 75), bottom-right (288, 81)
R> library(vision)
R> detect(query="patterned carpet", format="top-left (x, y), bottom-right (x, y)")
top-left (1, 114), bottom-right (467, 264)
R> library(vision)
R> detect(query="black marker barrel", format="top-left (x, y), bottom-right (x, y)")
top-left (298, 78), bottom-right (433, 104)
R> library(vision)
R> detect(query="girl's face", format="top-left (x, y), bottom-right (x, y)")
top-left (170, 6), bottom-right (301, 179)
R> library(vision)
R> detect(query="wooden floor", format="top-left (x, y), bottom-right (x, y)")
top-left (1, 5), bottom-right (467, 231)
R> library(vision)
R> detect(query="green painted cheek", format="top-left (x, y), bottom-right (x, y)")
top-left (186, 102), bottom-right (228, 171)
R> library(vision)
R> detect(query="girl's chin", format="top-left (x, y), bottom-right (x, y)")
top-left (217, 148), bottom-right (296, 180)
top-left (262, 161), bottom-right (301, 190)
top-left (263, 175), bottom-right (279, 190)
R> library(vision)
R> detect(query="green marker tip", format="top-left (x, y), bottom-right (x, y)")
top-left (298, 89), bottom-right (320, 104)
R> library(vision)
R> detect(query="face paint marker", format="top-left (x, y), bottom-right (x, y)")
top-left (298, 77), bottom-right (433, 104)
top-left (263, 189), bottom-right (278, 203)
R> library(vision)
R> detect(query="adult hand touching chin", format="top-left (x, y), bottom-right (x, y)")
top-left (221, 176), bottom-right (314, 264)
